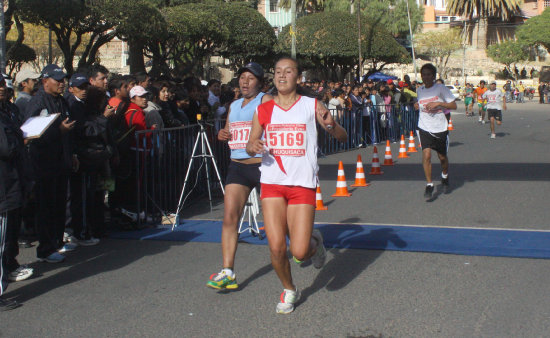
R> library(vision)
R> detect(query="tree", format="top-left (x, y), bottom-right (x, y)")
top-left (487, 40), bottom-right (528, 79)
top-left (322, 0), bottom-right (423, 38)
top-left (106, 0), bottom-right (168, 74)
top-left (277, 11), bottom-right (410, 80)
top-left (446, 0), bottom-right (522, 49)
top-left (7, 22), bottom-right (73, 73)
top-left (416, 28), bottom-right (462, 79)
top-left (16, 0), bottom-right (118, 74)
top-left (161, 1), bottom-right (276, 76)
top-left (516, 7), bottom-right (550, 52)
top-left (5, 41), bottom-right (36, 76)
top-left (216, 2), bottom-right (277, 70)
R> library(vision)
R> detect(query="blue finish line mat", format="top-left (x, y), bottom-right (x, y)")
top-left (109, 220), bottom-right (550, 259)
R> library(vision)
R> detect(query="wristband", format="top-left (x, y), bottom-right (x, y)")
top-left (326, 124), bottom-right (334, 130)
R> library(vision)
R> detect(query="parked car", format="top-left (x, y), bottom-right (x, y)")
top-left (446, 85), bottom-right (461, 101)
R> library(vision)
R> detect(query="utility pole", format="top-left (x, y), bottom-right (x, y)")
top-left (357, 0), bottom-right (361, 81)
top-left (291, 0), bottom-right (296, 58)
top-left (406, 0), bottom-right (417, 81)
top-left (0, 0), bottom-right (6, 74)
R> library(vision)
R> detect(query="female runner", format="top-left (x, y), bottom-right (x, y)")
top-left (207, 63), bottom-right (272, 290)
top-left (246, 57), bottom-right (347, 314)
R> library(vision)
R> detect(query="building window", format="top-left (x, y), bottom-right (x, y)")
top-left (269, 0), bottom-right (279, 12)
top-left (544, 0), bottom-right (550, 7)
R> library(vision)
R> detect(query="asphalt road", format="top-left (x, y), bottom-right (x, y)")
top-left (2, 101), bottom-right (550, 337)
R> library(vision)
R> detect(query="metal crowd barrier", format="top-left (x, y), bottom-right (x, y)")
top-left (133, 103), bottom-right (418, 220)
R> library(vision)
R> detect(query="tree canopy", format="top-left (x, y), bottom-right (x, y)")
top-left (487, 40), bottom-right (529, 79)
top-left (416, 28), bottom-right (462, 79)
top-left (446, 0), bottom-right (522, 21)
top-left (277, 10), bottom-right (410, 80)
top-left (516, 7), bottom-right (550, 51)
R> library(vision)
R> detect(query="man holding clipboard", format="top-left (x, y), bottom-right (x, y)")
top-left (24, 64), bottom-right (78, 263)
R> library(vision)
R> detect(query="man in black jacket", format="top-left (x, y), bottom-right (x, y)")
top-left (0, 73), bottom-right (25, 310)
top-left (25, 64), bottom-right (77, 263)
top-left (67, 73), bottom-right (114, 244)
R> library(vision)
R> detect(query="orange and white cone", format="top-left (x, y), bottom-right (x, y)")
top-left (332, 161), bottom-right (352, 197)
top-left (397, 134), bottom-right (409, 158)
top-left (315, 185), bottom-right (328, 210)
top-left (448, 118), bottom-right (454, 131)
top-left (383, 140), bottom-right (394, 166)
top-left (351, 155), bottom-right (369, 187)
top-left (407, 131), bottom-right (418, 153)
top-left (368, 146), bottom-right (384, 175)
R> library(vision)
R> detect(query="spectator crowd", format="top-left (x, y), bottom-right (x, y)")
top-left (1, 62), bottom-right (543, 310)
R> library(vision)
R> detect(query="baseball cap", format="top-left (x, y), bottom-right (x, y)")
top-left (69, 73), bottom-right (89, 88)
top-left (129, 85), bottom-right (148, 98)
top-left (387, 79), bottom-right (394, 85)
top-left (237, 62), bottom-right (264, 79)
top-left (41, 64), bottom-right (67, 81)
top-left (490, 81), bottom-right (497, 85)
top-left (15, 69), bottom-right (40, 84)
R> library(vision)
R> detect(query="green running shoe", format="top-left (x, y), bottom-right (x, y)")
top-left (206, 270), bottom-right (238, 290)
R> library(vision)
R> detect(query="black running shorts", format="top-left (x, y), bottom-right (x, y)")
top-left (417, 128), bottom-right (449, 156)
top-left (225, 160), bottom-right (261, 190)
top-left (487, 109), bottom-right (502, 121)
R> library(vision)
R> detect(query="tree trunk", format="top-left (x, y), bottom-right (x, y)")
top-left (476, 17), bottom-right (488, 50)
top-left (128, 39), bottom-right (145, 74)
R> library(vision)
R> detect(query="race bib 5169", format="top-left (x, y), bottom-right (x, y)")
top-left (266, 123), bottom-right (307, 156)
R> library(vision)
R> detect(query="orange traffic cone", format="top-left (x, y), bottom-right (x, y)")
top-left (332, 161), bottom-right (352, 197)
top-left (397, 134), bottom-right (409, 158)
top-left (383, 140), bottom-right (394, 166)
top-left (448, 118), bottom-right (454, 131)
top-left (315, 185), bottom-right (328, 210)
top-left (368, 146), bottom-right (384, 175)
top-left (351, 155), bottom-right (370, 187)
top-left (407, 131), bottom-right (418, 153)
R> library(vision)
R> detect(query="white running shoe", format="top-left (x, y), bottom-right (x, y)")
top-left (58, 243), bottom-right (78, 253)
top-left (9, 266), bottom-right (34, 282)
top-left (311, 229), bottom-right (327, 269)
top-left (276, 288), bottom-right (300, 314)
top-left (490, 133), bottom-right (496, 139)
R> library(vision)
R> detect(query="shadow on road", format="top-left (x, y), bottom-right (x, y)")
top-left (4, 239), bottom-right (186, 304)
top-left (297, 227), bottom-right (406, 307)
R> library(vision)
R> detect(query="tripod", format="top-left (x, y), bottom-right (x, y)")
top-left (173, 122), bottom-right (224, 230)
top-left (238, 187), bottom-right (263, 240)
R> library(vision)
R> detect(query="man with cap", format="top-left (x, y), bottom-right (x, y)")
top-left (15, 69), bottom-right (40, 114)
top-left (25, 64), bottom-right (78, 263)
top-left (67, 73), bottom-right (115, 245)
top-left (482, 81), bottom-right (506, 139)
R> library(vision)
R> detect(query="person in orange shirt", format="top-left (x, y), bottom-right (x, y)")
top-left (474, 80), bottom-right (488, 124)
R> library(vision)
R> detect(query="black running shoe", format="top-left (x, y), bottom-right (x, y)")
top-left (0, 297), bottom-right (20, 311)
top-left (424, 185), bottom-right (434, 199)
top-left (442, 177), bottom-right (450, 193)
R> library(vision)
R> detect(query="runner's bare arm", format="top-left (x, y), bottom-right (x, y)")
top-left (246, 112), bottom-right (265, 156)
top-left (217, 107), bottom-right (231, 141)
top-left (261, 93), bottom-right (274, 104)
top-left (315, 100), bottom-right (347, 142)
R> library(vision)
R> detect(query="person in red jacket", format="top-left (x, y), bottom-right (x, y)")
top-left (113, 86), bottom-right (152, 222)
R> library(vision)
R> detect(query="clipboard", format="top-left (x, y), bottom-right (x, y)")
top-left (20, 113), bottom-right (60, 139)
